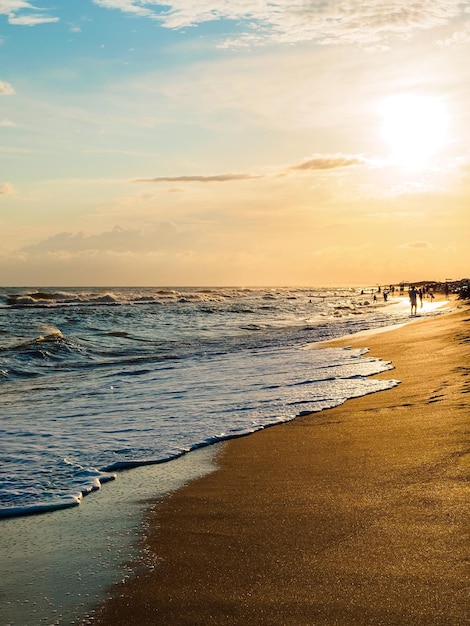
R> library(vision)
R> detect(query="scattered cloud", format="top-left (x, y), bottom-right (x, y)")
top-left (387, 181), bottom-right (434, 196)
top-left (288, 154), bottom-right (367, 172)
top-left (0, 81), bottom-right (15, 95)
top-left (8, 14), bottom-right (59, 26)
top-left (0, 182), bottom-right (14, 195)
top-left (0, 118), bottom-right (16, 127)
top-left (0, 1), bottom-right (59, 26)
top-left (18, 224), bottom-right (193, 255)
top-left (400, 241), bottom-right (432, 249)
top-left (0, 1), bottom-right (467, 43)
top-left (91, 0), bottom-right (467, 45)
top-left (437, 24), bottom-right (470, 47)
top-left (92, 0), bottom-right (157, 20)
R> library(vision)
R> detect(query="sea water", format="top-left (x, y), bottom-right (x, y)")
top-left (0, 286), bottom-right (443, 625)
top-left (0, 285), bottom-right (411, 518)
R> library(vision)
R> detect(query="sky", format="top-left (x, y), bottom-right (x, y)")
top-left (0, 1), bottom-right (469, 286)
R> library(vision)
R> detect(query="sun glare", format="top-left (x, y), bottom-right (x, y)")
top-left (380, 94), bottom-right (449, 170)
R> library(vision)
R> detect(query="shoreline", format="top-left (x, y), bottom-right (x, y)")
top-left (0, 446), bottom-right (220, 626)
top-left (91, 300), bottom-right (469, 625)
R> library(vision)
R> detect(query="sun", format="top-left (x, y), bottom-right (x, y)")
top-left (380, 93), bottom-right (449, 170)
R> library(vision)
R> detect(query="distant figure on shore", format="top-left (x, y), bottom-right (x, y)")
top-left (418, 288), bottom-right (423, 308)
top-left (409, 286), bottom-right (418, 316)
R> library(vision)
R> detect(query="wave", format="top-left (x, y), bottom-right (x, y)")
top-left (0, 370), bottom-right (400, 520)
top-left (0, 329), bottom-right (93, 382)
top-left (1, 412), bottom-right (333, 517)
top-left (105, 331), bottom-right (132, 338)
top-left (1, 330), bottom-right (83, 359)
top-left (0, 494), bottom-right (83, 519)
top-left (0, 460), bottom-right (117, 519)
top-left (5, 290), bottom-right (121, 308)
top-left (1, 286), bottom-right (333, 309)
top-left (0, 347), bottom-right (180, 383)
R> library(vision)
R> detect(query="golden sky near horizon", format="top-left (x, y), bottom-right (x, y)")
top-left (0, 1), bottom-right (469, 286)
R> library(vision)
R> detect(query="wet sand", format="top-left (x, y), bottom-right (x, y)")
top-left (91, 303), bottom-right (470, 626)
top-left (0, 446), bottom-right (219, 626)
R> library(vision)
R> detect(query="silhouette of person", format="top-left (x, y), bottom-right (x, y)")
top-left (418, 288), bottom-right (423, 308)
top-left (409, 286), bottom-right (418, 315)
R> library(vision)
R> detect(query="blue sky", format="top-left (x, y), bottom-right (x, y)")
top-left (1, 1), bottom-right (469, 285)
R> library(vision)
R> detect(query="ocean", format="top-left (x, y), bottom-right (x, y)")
top-left (0, 285), bottom-right (410, 519)
top-left (0, 286), bottom-right (446, 625)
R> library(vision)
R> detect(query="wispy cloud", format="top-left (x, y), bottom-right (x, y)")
top-left (8, 13), bottom-right (59, 26)
top-left (0, 146), bottom-right (30, 154)
top-left (0, 1), bottom-right (59, 26)
top-left (91, 1), bottom-right (467, 45)
top-left (82, 148), bottom-right (161, 158)
top-left (93, 0), bottom-right (157, 19)
top-left (0, 81), bottom-right (15, 95)
top-left (0, 1), bottom-right (466, 41)
top-left (400, 241), bottom-right (432, 249)
top-left (134, 154), bottom-right (367, 185)
top-left (1, 2), bottom-right (463, 52)
top-left (0, 118), bottom-right (17, 127)
top-left (18, 224), bottom-right (190, 255)
top-left (288, 154), bottom-right (367, 172)
top-left (134, 173), bottom-right (263, 184)
top-left (0, 182), bottom-right (14, 195)
top-left (437, 23), bottom-right (470, 47)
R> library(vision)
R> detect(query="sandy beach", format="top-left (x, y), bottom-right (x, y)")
top-left (91, 301), bottom-right (469, 626)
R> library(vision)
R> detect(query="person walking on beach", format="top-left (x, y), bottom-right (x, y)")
top-left (418, 288), bottom-right (423, 309)
top-left (409, 286), bottom-right (418, 316)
